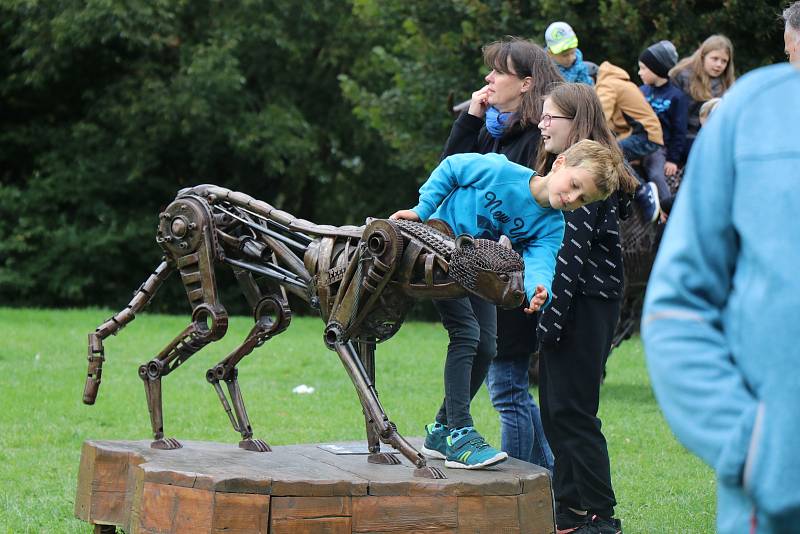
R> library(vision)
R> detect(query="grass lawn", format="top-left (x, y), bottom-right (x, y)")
top-left (0, 307), bottom-right (714, 533)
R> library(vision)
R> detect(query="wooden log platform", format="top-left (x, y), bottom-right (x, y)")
top-left (75, 438), bottom-right (554, 533)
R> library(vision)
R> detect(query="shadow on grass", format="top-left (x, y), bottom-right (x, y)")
top-left (601, 382), bottom-right (656, 404)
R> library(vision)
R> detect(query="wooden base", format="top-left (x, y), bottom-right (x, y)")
top-left (75, 439), bottom-right (554, 533)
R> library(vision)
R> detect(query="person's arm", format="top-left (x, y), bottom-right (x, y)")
top-left (441, 112), bottom-right (485, 158)
top-left (573, 63), bottom-right (594, 86)
top-left (641, 96), bottom-right (755, 488)
top-left (595, 78), bottom-right (617, 125)
top-left (517, 213), bottom-right (564, 309)
top-left (537, 203), bottom-right (600, 345)
top-left (409, 153), bottom-right (491, 221)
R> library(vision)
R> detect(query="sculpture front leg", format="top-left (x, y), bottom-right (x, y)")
top-left (356, 340), bottom-right (400, 466)
top-left (332, 341), bottom-right (445, 479)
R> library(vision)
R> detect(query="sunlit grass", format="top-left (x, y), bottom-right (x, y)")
top-left (0, 307), bottom-right (713, 533)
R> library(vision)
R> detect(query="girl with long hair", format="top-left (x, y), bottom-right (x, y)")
top-left (669, 35), bottom-right (736, 159)
top-left (535, 82), bottom-right (636, 534)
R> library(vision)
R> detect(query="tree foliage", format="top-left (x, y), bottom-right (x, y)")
top-left (0, 0), bottom-right (788, 308)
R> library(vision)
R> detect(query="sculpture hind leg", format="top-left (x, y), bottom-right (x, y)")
top-left (139, 303), bottom-right (228, 450)
top-left (84, 261), bottom-right (174, 405)
top-left (332, 341), bottom-right (445, 479)
top-left (206, 294), bottom-right (291, 452)
top-left (137, 194), bottom-right (231, 450)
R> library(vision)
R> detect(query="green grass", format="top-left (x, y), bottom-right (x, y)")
top-left (0, 307), bottom-right (714, 533)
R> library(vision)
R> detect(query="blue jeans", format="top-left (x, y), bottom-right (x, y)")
top-left (487, 355), bottom-right (554, 471)
top-left (618, 132), bottom-right (662, 162)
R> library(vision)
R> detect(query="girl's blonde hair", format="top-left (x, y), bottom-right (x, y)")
top-left (560, 139), bottom-right (627, 198)
top-left (669, 35), bottom-right (736, 101)
top-left (699, 97), bottom-right (722, 122)
top-left (535, 83), bottom-right (638, 194)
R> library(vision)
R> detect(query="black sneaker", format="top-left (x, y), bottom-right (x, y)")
top-left (634, 182), bottom-right (660, 223)
top-left (556, 508), bottom-right (589, 534)
top-left (589, 515), bottom-right (622, 534)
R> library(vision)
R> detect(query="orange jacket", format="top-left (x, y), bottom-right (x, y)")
top-left (596, 61), bottom-right (664, 145)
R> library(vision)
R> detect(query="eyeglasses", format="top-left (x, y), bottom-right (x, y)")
top-left (539, 113), bottom-right (574, 127)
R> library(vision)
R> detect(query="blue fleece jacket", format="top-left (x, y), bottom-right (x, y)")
top-left (640, 81), bottom-right (689, 164)
top-left (411, 152), bottom-right (564, 306)
top-left (642, 64), bottom-right (800, 534)
top-left (554, 48), bottom-right (594, 86)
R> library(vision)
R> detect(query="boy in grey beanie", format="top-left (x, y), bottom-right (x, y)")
top-left (637, 40), bottom-right (689, 216)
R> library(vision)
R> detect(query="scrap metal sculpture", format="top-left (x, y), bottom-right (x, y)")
top-left (82, 184), bottom-right (525, 479)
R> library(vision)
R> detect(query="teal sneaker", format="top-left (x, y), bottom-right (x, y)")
top-left (420, 422), bottom-right (448, 459)
top-left (444, 427), bottom-right (508, 469)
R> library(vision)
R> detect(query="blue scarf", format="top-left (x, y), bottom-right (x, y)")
top-left (485, 106), bottom-right (513, 139)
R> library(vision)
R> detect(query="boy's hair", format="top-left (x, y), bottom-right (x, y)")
top-left (669, 35), bottom-right (736, 101)
top-left (699, 97), bottom-right (722, 121)
top-left (535, 83), bottom-right (638, 194)
top-left (483, 37), bottom-right (564, 128)
top-left (561, 139), bottom-right (625, 198)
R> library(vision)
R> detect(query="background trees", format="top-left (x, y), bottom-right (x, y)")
top-left (0, 0), bottom-right (788, 309)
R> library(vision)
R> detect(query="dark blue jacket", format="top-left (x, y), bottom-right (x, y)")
top-left (640, 81), bottom-right (688, 165)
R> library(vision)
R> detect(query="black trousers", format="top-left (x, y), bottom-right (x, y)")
top-left (433, 295), bottom-right (497, 429)
top-left (539, 294), bottom-right (620, 518)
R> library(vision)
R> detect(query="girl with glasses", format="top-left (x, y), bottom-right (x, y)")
top-left (535, 83), bottom-right (637, 534)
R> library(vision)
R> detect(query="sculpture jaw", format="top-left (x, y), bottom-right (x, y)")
top-left (473, 268), bottom-right (526, 309)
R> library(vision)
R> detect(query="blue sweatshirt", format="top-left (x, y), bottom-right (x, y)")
top-left (411, 152), bottom-right (565, 305)
top-left (642, 64), bottom-right (800, 534)
top-left (554, 48), bottom-right (594, 86)
top-left (640, 81), bottom-right (689, 164)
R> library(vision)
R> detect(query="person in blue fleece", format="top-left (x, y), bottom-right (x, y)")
top-left (391, 139), bottom-right (624, 470)
top-left (544, 21), bottom-right (594, 86)
top-left (642, 63), bottom-right (800, 533)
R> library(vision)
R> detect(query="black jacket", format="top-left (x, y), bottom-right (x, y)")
top-left (441, 112), bottom-right (541, 168)
top-left (537, 193), bottom-right (626, 346)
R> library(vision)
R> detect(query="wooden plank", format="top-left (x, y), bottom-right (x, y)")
top-left (352, 495), bottom-right (458, 532)
top-left (137, 482), bottom-right (214, 533)
top-left (517, 487), bottom-right (555, 534)
top-left (74, 440), bottom-right (97, 521)
top-left (84, 442), bottom-right (136, 526)
top-left (271, 496), bottom-right (351, 519)
top-left (270, 516), bottom-right (352, 534)
top-left (211, 492), bottom-right (269, 534)
top-left (291, 442), bottom-right (521, 497)
top-left (457, 495), bottom-right (520, 533)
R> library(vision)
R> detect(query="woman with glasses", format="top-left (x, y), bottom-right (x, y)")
top-left (534, 82), bottom-right (637, 534)
top-left (424, 37), bottom-right (563, 472)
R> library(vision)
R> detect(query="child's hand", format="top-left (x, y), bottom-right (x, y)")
top-left (664, 161), bottom-right (678, 177)
top-left (467, 85), bottom-right (491, 118)
top-left (389, 210), bottom-right (420, 222)
top-left (523, 285), bottom-right (548, 314)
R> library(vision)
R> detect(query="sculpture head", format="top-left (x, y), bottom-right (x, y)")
top-left (449, 235), bottom-right (526, 309)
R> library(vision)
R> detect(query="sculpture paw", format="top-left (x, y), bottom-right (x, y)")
top-left (239, 438), bottom-right (271, 452)
top-left (151, 437), bottom-right (182, 450)
top-left (368, 452), bottom-right (401, 465)
top-left (414, 465), bottom-right (446, 479)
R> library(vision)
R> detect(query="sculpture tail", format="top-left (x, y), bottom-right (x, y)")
top-left (83, 261), bottom-right (173, 405)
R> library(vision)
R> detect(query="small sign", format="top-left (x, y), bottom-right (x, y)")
top-left (317, 443), bottom-right (400, 455)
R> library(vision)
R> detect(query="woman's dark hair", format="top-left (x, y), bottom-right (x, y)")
top-left (482, 37), bottom-right (564, 128)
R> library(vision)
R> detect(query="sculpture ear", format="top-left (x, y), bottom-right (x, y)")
top-left (454, 234), bottom-right (474, 250)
